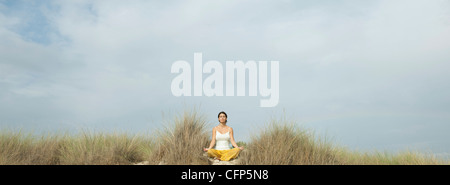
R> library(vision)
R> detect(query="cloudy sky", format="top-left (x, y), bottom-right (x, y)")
top-left (1, 0), bottom-right (450, 158)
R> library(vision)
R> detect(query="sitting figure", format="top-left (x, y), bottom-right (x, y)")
top-left (203, 111), bottom-right (244, 161)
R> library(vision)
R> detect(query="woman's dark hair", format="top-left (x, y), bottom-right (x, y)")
top-left (218, 111), bottom-right (227, 122)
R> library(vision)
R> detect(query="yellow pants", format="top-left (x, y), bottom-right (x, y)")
top-left (207, 148), bottom-right (241, 161)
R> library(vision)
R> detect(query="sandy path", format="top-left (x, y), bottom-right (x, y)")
top-left (134, 159), bottom-right (239, 165)
top-left (133, 160), bottom-right (238, 165)
top-left (134, 151), bottom-right (242, 165)
top-left (208, 158), bottom-right (240, 165)
top-left (133, 156), bottom-right (240, 165)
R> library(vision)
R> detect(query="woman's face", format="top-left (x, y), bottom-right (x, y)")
top-left (218, 113), bottom-right (227, 123)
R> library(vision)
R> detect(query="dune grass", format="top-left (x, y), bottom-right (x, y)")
top-left (333, 148), bottom-right (445, 165)
top-left (149, 109), bottom-right (211, 165)
top-left (0, 130), bottom-right (153, 165)
top-left (238, 118), bottom-right (338, 165)
top-left (0, 110), bottom-right (447, 165)
top-left (237, 117), bottom-right (446, 165)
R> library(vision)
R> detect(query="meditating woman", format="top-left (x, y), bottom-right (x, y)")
top-left (203, 111), bottom-right (244, 161)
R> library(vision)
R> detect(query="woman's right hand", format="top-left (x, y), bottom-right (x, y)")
top-left (203, 148), bottom-right (209, 152)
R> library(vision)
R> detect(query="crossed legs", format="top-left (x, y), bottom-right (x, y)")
top-left (207, 148), bottom-right (241, 161)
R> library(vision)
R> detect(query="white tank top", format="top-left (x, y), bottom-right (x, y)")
top-left (215, 130), bottom-right (231, 150)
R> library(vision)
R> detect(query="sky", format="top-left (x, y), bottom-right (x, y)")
top-left (1, 0), bottom-right (450, 158)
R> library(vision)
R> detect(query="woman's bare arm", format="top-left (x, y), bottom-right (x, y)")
top-left (229, 127), bottom-right (240, 149)
top-left (205, 127), bottom-right (216, 151)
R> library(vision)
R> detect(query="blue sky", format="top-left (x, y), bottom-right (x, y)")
top-left (1, 0), bottom-right (450, 159)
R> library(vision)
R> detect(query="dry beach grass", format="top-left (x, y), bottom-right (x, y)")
top-left (0, 130), bottom-right (153, 165)
top-left (0, 109), bottom-right (447, 165)
top-left (149, 109), bottom-right (211, 165)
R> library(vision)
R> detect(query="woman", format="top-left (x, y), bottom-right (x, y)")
top-left (203, 111), bottom-right (244, 161)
